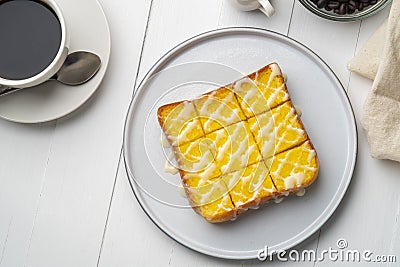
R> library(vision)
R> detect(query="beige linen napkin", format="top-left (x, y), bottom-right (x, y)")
top-left (348, 19), bottom-right (387, 80)
top-left (348, 0), bottom-right (400, 162)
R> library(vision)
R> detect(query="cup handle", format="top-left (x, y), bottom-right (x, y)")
top-left (0, 84), bottom-right (17, 97)
top-left (0, 84), bottom-right (9, 92)
top-left (258, 0), bottom-right (275, 17)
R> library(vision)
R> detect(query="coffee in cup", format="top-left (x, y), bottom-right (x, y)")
top-left (0, 0), bottom-right (69, 89)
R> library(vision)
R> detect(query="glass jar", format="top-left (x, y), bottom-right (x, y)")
top-left (298, 0), bottom-right (392, 22)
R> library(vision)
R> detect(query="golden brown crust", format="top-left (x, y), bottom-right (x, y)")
top-left (289, 98), bottom-right (320, 189)
top-left (157, 100), bottom-right (185, 129)
top-left (204, 211), bottom-right (236, 223)
top-left (234, 197), bottom-right (268, 216)
top-left (247, 63), bottom-right (277, 81)
top-left (197, 86), bottom-right (233, 99)
top-left (300, 140), bottom-right (319, 188)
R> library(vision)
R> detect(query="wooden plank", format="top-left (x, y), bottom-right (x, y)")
top-left (136, 0), bottom-right (223, 83)
top-left (15, 0), bottom-right (152, 266)
top-left (313, 7), bottom-right (400, 267)
top-left (99, 1), bottom-right (318, 266)
top-left (98, 160), bottom-right (174, 266)
top-left (137, 0), bottom-right (295, 82)
top-left (288, 1), bottom-right (362, 88)
top-left (218, 0), bottom-right (294, 34)
top-left (99, 160), bottom-right (320, 267)
top-left (0, 122), bottom-right (55, 267)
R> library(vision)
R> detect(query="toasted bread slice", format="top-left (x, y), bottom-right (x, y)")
top-left (157, 63), bottom-right (319, 223)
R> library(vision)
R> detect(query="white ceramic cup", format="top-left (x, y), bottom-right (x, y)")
top-left (0, 0), bottom-right (69, 89)
top-left (228, 0), bottom-right (275, 17)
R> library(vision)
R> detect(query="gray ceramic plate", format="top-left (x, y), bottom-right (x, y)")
top-left (123, 28), bottom-right (357, 260)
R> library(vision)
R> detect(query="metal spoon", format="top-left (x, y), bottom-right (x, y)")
top-left (0, 51), bottom-right (101, 96)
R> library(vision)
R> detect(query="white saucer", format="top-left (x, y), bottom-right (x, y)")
top-left (0, 0), bottom-right (111, 123)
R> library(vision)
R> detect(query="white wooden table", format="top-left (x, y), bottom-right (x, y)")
top-left (1, 0), bottom-right (399, 266)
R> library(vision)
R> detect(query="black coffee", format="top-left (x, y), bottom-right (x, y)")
top-left (0, 0), bottom-right (62, 80)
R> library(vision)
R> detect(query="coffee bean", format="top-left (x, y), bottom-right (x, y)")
top-left (339, 3), bottom-right (347, 14)
top-left (317, 0), bottom-right (329, 8)
top-left (348, 5), bottom-right (356, 13)
top-left (348, 0), bottom-right (356, 8)
top-left (327, 1), bottom-right (340, 8)
top-left (310, 0), bottom-right (380, 15)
